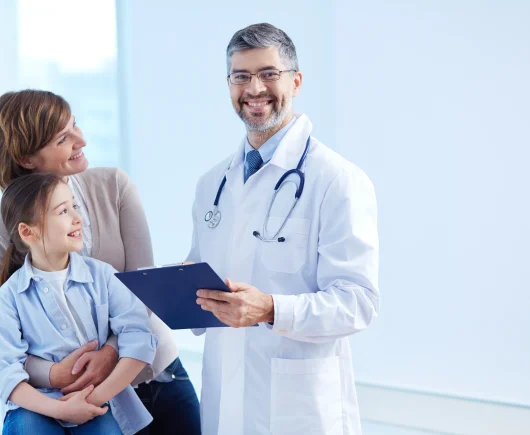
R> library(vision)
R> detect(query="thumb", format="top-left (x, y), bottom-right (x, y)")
top-left (80, 384), bottom-right (95, 399)
top-left (72, 353), bottom-right (90, 375)
top-left (225, 278), bottom-right (248, 292)
top-left (94, 405), bottom-right (108, 416)
top-left (65, 340), bottom-right (98, 363)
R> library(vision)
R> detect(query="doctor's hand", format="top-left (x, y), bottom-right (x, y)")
top-left (197, 279), bottom-right (274, 327)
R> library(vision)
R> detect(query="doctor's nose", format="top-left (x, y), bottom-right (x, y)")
top-left (245, 75), bottom-right (268, 94)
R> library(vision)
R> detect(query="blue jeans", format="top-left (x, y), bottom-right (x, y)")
top-left (2, 407), bottom-right (121, 435)
top-left (136, 357), bottom-right (201, 435)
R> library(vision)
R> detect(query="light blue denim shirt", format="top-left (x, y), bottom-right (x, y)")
top-left (244, 115), bottom-right (297, 169)
top-left (0, 252), bottom-right (158, 435)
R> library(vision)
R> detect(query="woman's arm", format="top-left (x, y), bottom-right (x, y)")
top-left (116, 169), bottom-right (154, 271)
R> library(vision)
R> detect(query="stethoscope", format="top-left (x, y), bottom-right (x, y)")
top-left (204, 136), bottom-right (311, 243)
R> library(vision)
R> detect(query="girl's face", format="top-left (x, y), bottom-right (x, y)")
top-left (28, 183), bottom-right (84, 258)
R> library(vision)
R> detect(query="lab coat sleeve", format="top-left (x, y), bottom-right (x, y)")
top-left (270, 167), bottom-right (380, 343)
top-left (0, 291), bottom-right (30, 405)
top-left (186, 182), bottom-right (206, 337)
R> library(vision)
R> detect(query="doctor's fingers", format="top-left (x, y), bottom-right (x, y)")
top-left (198, 298), bottom-right (233, 315)
top-left (197, 289), bottom-right (236, 302)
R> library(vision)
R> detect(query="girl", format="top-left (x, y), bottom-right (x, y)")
top-left (0, 173), bottom-right (157, 435)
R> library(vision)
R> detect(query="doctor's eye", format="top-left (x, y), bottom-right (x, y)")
top-left (229, 73), bottom-right (251, 84)
top-left (259, 70), bottom-right (281, 81)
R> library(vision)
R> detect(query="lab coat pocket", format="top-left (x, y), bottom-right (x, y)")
top-left (95, 303), bottom-right (110, 346)
top-left (270, 356), bottom-right (343, 435)
top-left (260, 217), bottom-right (310, 274)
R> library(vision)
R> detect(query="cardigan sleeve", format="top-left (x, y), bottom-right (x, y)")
top-left (116, 169), bottom-right (155, 272)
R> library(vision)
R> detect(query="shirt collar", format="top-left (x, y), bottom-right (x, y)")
top-left (16, 252), bottom-right (94, 293)
top-left (229, 113), bottom-right (312, 173)
top-left (244, 115), bottom-right (297, 165)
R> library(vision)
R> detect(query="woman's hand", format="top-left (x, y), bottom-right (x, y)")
top-left (57, 385), bottom-right (108, 425)
top-left (49, 340), bottom-right (98, 389)
top-left (59, 344), bottom-right (119, 394)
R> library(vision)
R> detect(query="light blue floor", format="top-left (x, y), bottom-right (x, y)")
top-left (362, 421), bottom-right (440, 434)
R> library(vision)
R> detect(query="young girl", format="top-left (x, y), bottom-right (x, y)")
top-left (0, 173), bottom-right (157, 435)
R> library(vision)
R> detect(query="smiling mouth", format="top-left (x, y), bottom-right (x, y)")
top-left (68, 230), bottom-right (81, 237)
top-left (245, 101), bottom-right (272, 107)
top-left (69, 151), bottom-right (84, 161)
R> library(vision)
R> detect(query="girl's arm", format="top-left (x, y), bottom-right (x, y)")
top-left (86, 358), bottom-right (146, 406)
top-left (9, 382), bottom-right (106, 425)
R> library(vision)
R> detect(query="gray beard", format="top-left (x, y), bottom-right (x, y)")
top-left (238, 99), bottom-right (292, 133)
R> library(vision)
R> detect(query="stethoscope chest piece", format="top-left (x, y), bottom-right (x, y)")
top-left (205, 209), bottom-right (221, 228)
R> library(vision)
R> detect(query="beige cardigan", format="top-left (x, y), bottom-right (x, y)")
top-left (0, 167), bottom-right (177, 387)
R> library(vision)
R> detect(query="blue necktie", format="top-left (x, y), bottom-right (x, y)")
top-left (244, 149), bottom-right (263, 183)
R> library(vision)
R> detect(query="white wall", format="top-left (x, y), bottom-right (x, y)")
top-left (336, 0), bottom-right (530, 406)
top-left (0, 0), bottom-right (18, 93)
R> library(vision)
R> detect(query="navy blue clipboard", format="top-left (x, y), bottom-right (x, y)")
top-left (115, 262), bottom-right (231, 330)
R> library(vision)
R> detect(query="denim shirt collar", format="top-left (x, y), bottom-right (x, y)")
top-left (16, 252), bottom-right (94, 293)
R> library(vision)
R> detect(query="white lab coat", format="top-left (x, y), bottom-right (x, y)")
top-left (187, 114), bottom-right (379, 435)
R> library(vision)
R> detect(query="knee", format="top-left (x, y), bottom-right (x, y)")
top-left (3, 408), bottom-right (56, 435)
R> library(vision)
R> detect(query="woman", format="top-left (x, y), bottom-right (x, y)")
top-left (0, 90), bottom-right (201, 435)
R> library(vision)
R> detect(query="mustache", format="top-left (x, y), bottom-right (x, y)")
top-left (239, 93), bottom-right (276, 104)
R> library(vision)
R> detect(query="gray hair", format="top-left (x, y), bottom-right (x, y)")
top-left (226, 23), bottom-right (299, 73)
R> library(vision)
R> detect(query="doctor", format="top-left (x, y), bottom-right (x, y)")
top-left (189, 23), bottom-right (379, 435)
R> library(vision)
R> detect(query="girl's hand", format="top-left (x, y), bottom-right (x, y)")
top-left (57, 385), bottom-right (108, 425)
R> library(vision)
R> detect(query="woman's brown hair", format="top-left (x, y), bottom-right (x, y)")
top-left (0, 173), bottom-right (62, 285)
top-left (0, 90), bottom-right (71, 190)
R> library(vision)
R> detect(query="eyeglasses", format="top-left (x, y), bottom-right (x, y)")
top-left (227, 68), bottom-right (297, 85)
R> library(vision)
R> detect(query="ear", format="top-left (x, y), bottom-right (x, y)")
top-left (18, 223), bottom-right (40, 243)
top-left (292, 71), bottom-right (303, 97)
top-left (18, 155), bottom-right (37, 170)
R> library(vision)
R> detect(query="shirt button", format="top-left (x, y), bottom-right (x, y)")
top-left (43, 288), bottom-right (49, 293)
top-left (147, 368), bottom-right (153, 374)
top-left (61, 324), bottom-right (67, 330)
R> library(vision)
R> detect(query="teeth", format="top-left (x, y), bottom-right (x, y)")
top-left (247, 102), bottom-right (269, 107)
top-left (69, 231), bottom-right (80, 237)
top-left (69, 152), bottom-right (82, 160)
